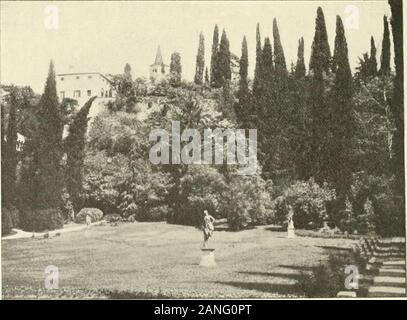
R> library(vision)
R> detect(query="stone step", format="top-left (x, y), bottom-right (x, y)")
top-left (368, 286), bottom-right (406, 297)
top-left (373, 276), bottom-right (406, 287)
top-left (378, 268), bottom-right (406, 277)
top-left (382, 260), bottom-right (406, 267)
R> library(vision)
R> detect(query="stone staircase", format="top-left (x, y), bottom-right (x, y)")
top-left (355, 237), bottom-right (406, 297)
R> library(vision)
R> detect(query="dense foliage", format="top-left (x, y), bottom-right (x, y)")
top-left (1, 3), bottom-right (404, 237)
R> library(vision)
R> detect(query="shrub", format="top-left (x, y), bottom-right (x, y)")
top-left (168, 165), bottom-right (226, 226)
top-left (337, 197), bottom-right (358, 233)
top-left (104, 213), bottom-right (122, 223)
top-left (272, 178), bottom-right (336, 229)
top-left (22, 208), bottom-right (64, 232)
top-left (356, 198), bottom-right (376, 234)
top-left (2, 206), bottom-right (20, 235)
top-left (60, 189), bottom-right (75, 221)
top-left (145, 205), bottom-right (171, 221)
top-left (351, 173), bottom-right (405, 236)
top-left (83, 151), bottom-right (131, 213)
top-left (297, 253), bottom-right (360, 297)
top-left (75, 208), bottom-right (104, 224)
top-left (220, 173), bottom-right (274, 230)
top-left (119, 159), bottom-right (172, 220)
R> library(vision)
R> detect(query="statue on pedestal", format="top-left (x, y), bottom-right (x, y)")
top-left (202, 210), bottom-right (215, 249)
top-left (287, 205), bottom-right (295, 239)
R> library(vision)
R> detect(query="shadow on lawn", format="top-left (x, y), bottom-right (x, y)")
top-left (238, 271), bottom-right (304, 281)
top-left (215, 281), bottom-right (299, 295)
top-left (215, 264), bottom-right (316, 296)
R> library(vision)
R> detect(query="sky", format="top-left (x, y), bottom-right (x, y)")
top-left (1, 1), bottom-right (392, 93)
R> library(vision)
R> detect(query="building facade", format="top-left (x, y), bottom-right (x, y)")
top-left (56, 72), bottom-right (115, 107)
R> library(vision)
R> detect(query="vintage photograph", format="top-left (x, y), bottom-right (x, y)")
top-left (0, 0), bottom-right (405, 300)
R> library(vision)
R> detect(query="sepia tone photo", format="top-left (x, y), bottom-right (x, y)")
top-left (0, 0), bottom-right (406, 300)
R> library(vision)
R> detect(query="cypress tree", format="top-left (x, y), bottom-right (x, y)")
top-left (170, 52), bottom-right (182, 87)
top-left (295, 37), bottom-right (306, 79)
top-left (238, 36), bottom-right (249, 96)
top-left (31, 60), bottom-right (64, 230)
top-left (210, 25), bottom-right (219, 87)
top-left (307, 7), bottom-right (331, 182)
top-left (389, 0), bottom-right (404, 232)
top-left (330, 15), bottom-right (354, 209)
top-left (124, 63), bottom-right (132, 81)
top-left (235, 36), bottom-right (250, 127)
top-left (309, 7), bottom-right (331, 75)
top-left (194, 33), bottom-right (205, 85)
top-left (273, 18), bottom-right (288, 83)
top-left (379, 15), bottom-right (391, 76)
top-left (2, 86), bottom-right (18, 206)
top-left (369, 36), bottom-right (378, 76)
top-left (65, 97), bottom-right (97, 213)
top-left (261, 37), bottom-right (274, 85)
top-left (256, 37), bottom-right (275, 179)
top-left (204, 67), bottom-right (210, 86)
top-left (253, 23), bottom-right (263, 96)
top-left (216, 29), bottom-right (231, 87)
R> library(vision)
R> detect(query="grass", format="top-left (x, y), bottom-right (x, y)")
top-left (2, 222), bottom-right (357, 299)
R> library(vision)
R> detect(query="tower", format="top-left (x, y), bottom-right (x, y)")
top-left (149, 45), bottom-right (169, 83)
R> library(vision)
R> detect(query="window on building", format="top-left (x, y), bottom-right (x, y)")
top-left (76, 76), bottom-right (80, 79)
top-left (73, 90), bottom-right (81, 98)
top-left (101, 88), bottom-right (104, 97)
top-left (60, 77), bottom-right (64, 81)
top-left (87, 90), bottom-right (92, 96)
top-left (88, 75), bottom-right (93, 79)
top-left (109, 89), bottom-right (112, 97)
top-left (60, 91), bottom-right (65, 99)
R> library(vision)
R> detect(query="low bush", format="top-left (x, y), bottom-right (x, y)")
top-left (272, 178), bottom-right (336, 229)
top-left (75, 208), bottom-right (104, 224)
top-left (104, 213), bottom-right (123, 223)
top-left (296, 253), bottom-right (362, 297)
top-left (350, 173), bottom-right (405, 236)
top-left (2, 206), bottom-right (20, 235)
top-left (21, 208), bottom-right (64, 232)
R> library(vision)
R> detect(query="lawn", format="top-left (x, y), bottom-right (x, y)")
top-left (1, 222), bottom-right (356, 299)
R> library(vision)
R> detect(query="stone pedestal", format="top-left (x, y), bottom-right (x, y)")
top-left (287, 227), bottom-right (295, 238)
top-left (200, 248), bottom-right (216, 267)
top-left (287, 218), bottom-right (295, 239)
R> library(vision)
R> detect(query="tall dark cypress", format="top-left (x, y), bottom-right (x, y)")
top-left (2, 87), bottom-right (18, 206)
top-left (389, 0), bottom-right (404, 233)
top-left (309, 7), bottom-right (331, 75)
top-left (295, 37), bottom-right (306, 79)
top-left (253, 23), bottom-right (263, 96)
top-left (307, 7), bottom-right (332, 182)
top-left (210, 25), bottom-right (219, 87)
top-left (238, 36), bottom-right (249, 95)
top-left (273, 18), bottom-right (288, 83)
top-left (330, 15), bottom-right (354, 208)
top-left (235, 36), bottom-right (251, 128)
top-left (216, 29), bottom-right (231, 86)
top-left (170, 52), bottom-right (182, 87)
top-left (369, 36), bottom-right (378, 76)
top-left (65, 97), bottom-right (97, 213)
top-left (256, 37), bottom-right (275, 179)
top-left (261, 37), bottom-right (274, 85)
top-left (31, 60), bottom-right (64, 230)
top-left (379, 15), bottom-right (391, 76)
top-left (194, 32), bottom-right (205, 85)
top-left (204, 67), bottom-right (210, 86)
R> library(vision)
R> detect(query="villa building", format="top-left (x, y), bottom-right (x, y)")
top-left (56, 72), bottom-right (115, 107)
